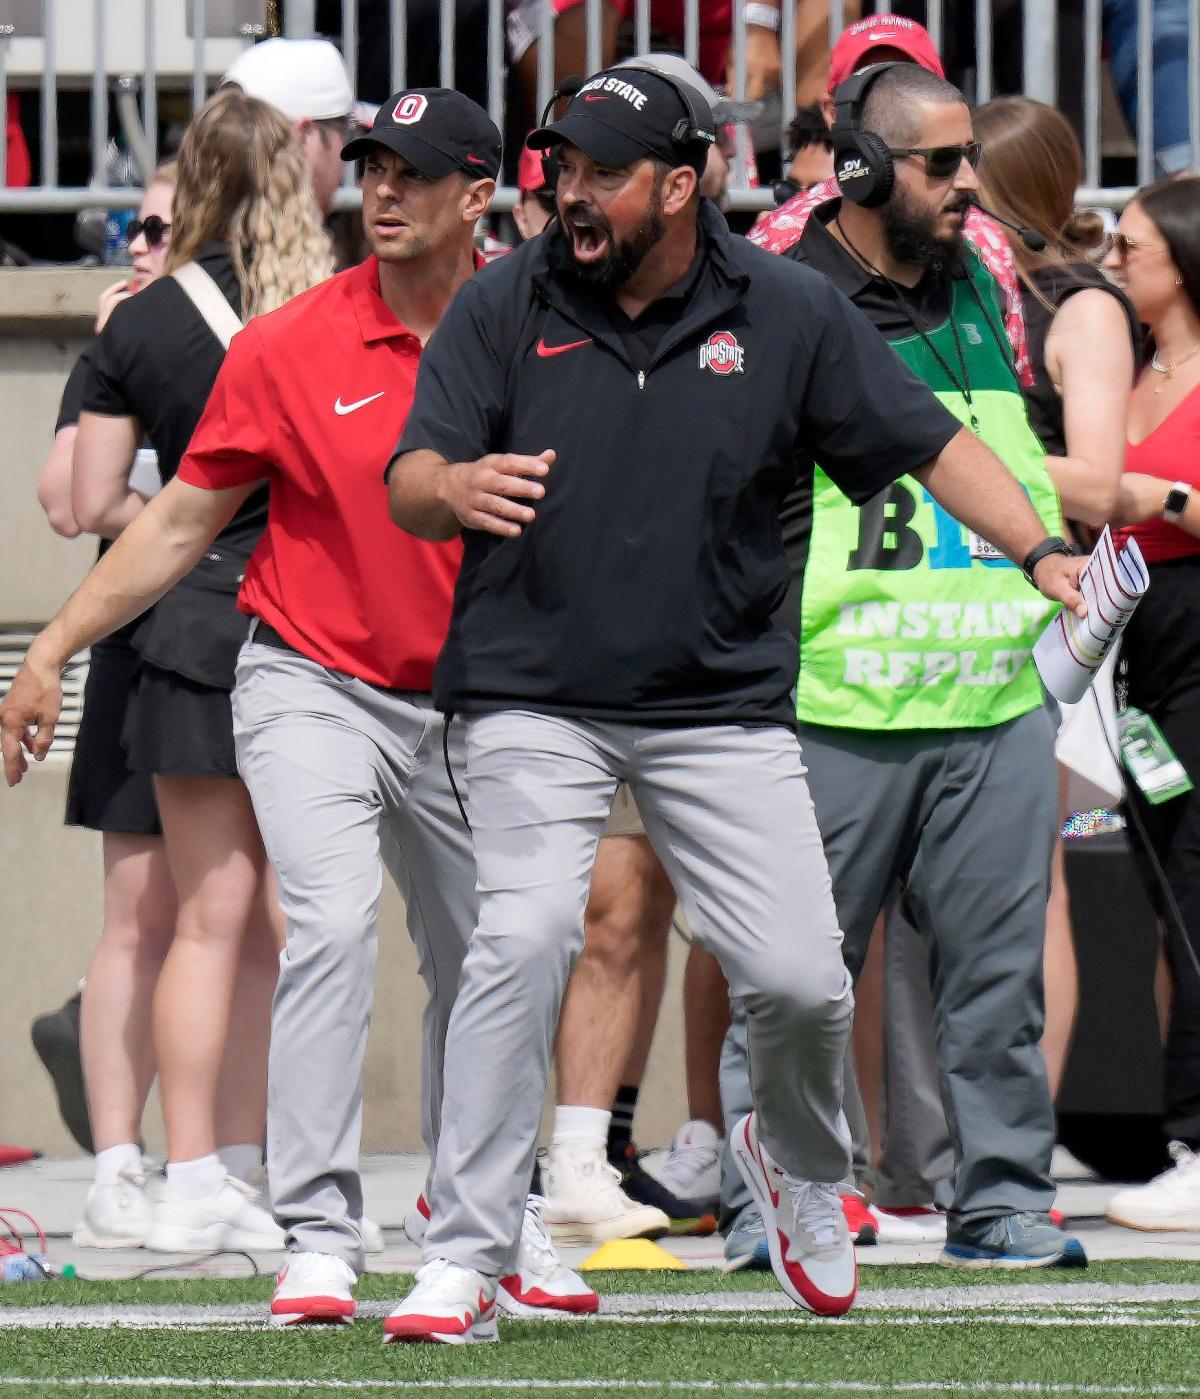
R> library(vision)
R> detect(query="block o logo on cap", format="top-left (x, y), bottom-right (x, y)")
top-left (392, 93), bottom-right (428, 125)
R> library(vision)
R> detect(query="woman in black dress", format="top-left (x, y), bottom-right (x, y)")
top-left (71, 90), bottom-right (333, 1251)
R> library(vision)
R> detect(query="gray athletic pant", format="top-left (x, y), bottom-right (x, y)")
top-left (231, 637), bottom-right (476, 1272)
top-left (720, 706), bottom-right (1058, 1230)
top-left (423, 710), bottom-right (854, 1276)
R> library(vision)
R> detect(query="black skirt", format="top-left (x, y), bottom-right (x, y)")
top-left (122, 660), bottom-right (239, 780)
top-left (65, 633), bottom-right (162, 836)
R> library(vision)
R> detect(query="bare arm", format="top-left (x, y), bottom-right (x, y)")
top-left (912, 426), bottom-right (1086, 615)
top-left (37, 426), bottom-right (82, 539)
top-left (388, 447), bottom-right (555, 542)
top-left (1, 477), bottom-right (255, 785)
top-left (1043, 289), bottom-right (1134, 526)
top-left (72, 412), bottom-right (145, 539)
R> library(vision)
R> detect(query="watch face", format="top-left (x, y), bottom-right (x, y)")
top-left (1165, 487), bottom-right (1190, 520)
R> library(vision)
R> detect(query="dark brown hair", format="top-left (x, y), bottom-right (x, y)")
top-left (1135, 175), bottom-right (1200, 322)
top-left (973, 96), bottom-right (1103, 259)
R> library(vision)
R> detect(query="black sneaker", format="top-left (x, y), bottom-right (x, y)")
top-left (30, 992), bottom-right (93, 1154)
top-left (607, 1139), bottom-right (717, 1236)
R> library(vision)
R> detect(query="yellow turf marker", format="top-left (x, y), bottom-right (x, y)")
top-left (578, 1239), bottom-right (687, 1271)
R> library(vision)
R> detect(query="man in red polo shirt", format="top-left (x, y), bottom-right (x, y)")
top-left (0, 88), bottom-right (596, 1334)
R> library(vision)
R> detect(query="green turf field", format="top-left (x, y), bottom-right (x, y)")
top-left (1, 1263), bottom-right (1199, 1397)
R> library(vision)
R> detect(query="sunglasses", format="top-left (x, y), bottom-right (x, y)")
top-left (125, 215), bottom-right (172, 249)
top-left (1105, 231), bottom-right (1169, 262)
top-left (888, 142), bottom-right (983, 179)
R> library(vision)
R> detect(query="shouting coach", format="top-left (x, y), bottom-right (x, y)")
top-left (383, 68), bottom-right (1086, 1339)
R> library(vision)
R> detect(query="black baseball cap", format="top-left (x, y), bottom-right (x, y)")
top-left (527, 68), bottom-right (715, 175)
top-left (342, 88), bottom-right (502, 179)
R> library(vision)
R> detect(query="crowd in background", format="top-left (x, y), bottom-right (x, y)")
top-left (6, 0), bottom-right (1200, 1307)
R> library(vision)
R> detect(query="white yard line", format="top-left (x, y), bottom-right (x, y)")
top-left (1, 1379), bottom-right (1199, 1395)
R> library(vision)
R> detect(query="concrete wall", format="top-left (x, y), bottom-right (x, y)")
top-left (0, 268), bottom-right (689, 1158)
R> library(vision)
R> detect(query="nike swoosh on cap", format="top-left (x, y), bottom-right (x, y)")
top-left (334, 392), bottom-right (386, 415)
top-left (536, 337), bottom-right (591, 358)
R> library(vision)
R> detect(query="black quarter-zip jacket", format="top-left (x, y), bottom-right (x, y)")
top-left (394, 200), bottom-right (961, 726)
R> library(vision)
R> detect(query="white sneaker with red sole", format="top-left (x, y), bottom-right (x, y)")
top-left (871, 1205), bottom-right (948, 1244)
top-left (270, 1252), bottom-right (357, 1327)
top-left (404, 1193), bottom-right (431, 1245)
top-left (384, 1258), bottom-right (499, 1344)
top-left (498, 1195), bottom-right (600, 1318)
top-left (731, 1112), bottom-right (857, 1317)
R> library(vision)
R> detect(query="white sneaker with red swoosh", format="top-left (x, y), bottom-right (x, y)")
top-left (731, 1112), bottom-right (857, 1317)
top-left (384, 1259), bottom-right (499, 1344)
top-left (269, 1252), bottom-right (357, 1327)
top-left (498, 1195), bottom-right (600, 1318)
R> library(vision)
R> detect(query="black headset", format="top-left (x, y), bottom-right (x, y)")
top-left (830, 60), bottom-right (906, 208)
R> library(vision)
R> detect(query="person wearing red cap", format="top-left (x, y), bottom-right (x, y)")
top-left (513, 147), bottom-right (558, 242)
top-left (1, 87), bottom-right (596, 1334)
top-left (752, 14), bottom-right (1031, 387)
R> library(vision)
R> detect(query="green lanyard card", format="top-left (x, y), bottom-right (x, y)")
top-left (1119, 707), bottom-right (1194, 804)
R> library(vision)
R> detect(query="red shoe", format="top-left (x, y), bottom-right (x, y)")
top-left (384, 1259), bottom-right (498, 1344)
top-left (498, 1196), bottom-right (599, 1318)
top-left (269, 1252), bottom-right (357, 1327)
top-left (840, 1193), bottom-right (877, 1246)
top-left (731, 1113), bottom-right (857, 1317)
top-left (1049, 1208), bottom-right (1066, 1229)
top-left (0, 1147), bottom-right (37, 1168)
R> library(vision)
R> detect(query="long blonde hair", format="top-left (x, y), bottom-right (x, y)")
top-left (166, 89), bottom-right (333, 318)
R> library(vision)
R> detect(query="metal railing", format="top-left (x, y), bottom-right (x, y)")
top-left (0, 0), bottom-right (1196, 217)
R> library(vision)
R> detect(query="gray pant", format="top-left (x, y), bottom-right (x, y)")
top-left (424, 710), bottom-right (854, 1275)
top-left (720, 707), bottom-right (1057, 1229)
top-left (231, 639), bottom-right (475, 1271)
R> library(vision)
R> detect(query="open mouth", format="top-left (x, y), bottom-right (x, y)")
top-left (373, 214), bottom-right (409, 235)
top-left (567, 219), bottom-right (610, 264)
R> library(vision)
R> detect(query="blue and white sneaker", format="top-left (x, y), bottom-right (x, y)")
top-left (941, 1211), bottom-right (1088, 1269)
top-left (722, 1204), bottom-right (771, 1274)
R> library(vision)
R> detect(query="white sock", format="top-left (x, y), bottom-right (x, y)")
top-left (166, 1154), bottom-right (225, 1200)
top-left (552, 1105), bottom-right (611, 1151)
top-left (93, 1142), bottom-right (142, 1186)
top-left (218, 1143), bottom-right (264, 1185)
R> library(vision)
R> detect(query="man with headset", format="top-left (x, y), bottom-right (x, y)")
top-left (720, 60), bottom-right (1089, 1270)
top-left (383, 65), bottom-right (1086, 1339)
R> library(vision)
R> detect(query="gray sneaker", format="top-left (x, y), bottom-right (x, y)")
top-left (941, 1211), bottom-right (1088, 1269)
top-left (722, 1204), bottom-right (770, 1273)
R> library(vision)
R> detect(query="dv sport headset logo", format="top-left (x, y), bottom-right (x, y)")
top-left (392, 93), bottom-right (428, 125)
top-left (838, 156), bottom-right (871, 181)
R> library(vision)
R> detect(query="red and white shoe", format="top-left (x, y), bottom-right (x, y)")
top-left (840, 1192), bottom-right (877, 1245)
top-left (404, 1193), bottom-right (431, 1246)
top-left (871, 1205), bottom-right (947, 1244)
top-left (498, 1195), bottom-right (600, 1318)
top-left (270, 1252), bottom-right (357, 1327)
top-left (731, 1113), bottom-right (857, 1317)
top-left (383, 1258), bottom-right (499, 1345)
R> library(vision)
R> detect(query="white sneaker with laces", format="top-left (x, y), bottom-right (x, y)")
top-left (541, 1141), bottom-right (670, 1244)
top-left (653, 1119), bottom-right (722, 1208)
top-left (731, 1112), bottom-right (856, 1316)
top-left (146, 1171), bottom-right (286, 1253)
top-left (270, 1251), bottom-right (357, 1326)
top-left (1106, 1142), bottom-right (1200, 1231)
top-left (72, 1165), bottom-right (152, 1248)
top-left (498, 1195), bottom-right (600, 1317)
top-left (384, 1258), bottom-right (499, 1344)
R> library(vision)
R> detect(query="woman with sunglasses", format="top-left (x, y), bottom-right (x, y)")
top-left (1099, 176), bottom-right (1200, 1234)
top-left (972, 96), bottom-right (1141, 1107)
top-left (34, 164), bottom-right (181, 1242)
top-left (62, 91), bottom-right (332, 1253)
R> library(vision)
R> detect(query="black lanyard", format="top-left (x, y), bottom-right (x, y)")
top-left (834, 218), bottom-right (980, 434)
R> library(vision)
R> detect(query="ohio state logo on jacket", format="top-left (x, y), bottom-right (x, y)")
top-left (699, 331), bottom-right (744, 376)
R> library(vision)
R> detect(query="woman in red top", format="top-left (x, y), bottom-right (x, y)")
top-left (1102, 177), bottom-right (1200, 1230)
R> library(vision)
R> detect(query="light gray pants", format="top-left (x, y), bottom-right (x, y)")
top-left (231, 638), bottom-right (476, 1271)
top-left (424, 710), bottom-right (854, 1275)
top-left (720, 707), bottom-right (1057, 1230)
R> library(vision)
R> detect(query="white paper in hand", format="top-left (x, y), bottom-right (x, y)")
top-left (1033, 525), bottom-right (1149, 704)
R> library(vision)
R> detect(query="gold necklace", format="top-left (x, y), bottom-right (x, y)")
top-left (1151, 342), bottom-right (1200, 393)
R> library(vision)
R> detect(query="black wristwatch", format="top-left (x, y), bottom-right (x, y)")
top-left (1021, 536), bottom-right (1075, 586)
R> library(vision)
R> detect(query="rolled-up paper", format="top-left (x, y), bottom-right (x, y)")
top-left (1033, 525), bottom-right (1149, 704)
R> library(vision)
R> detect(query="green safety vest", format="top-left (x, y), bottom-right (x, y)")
top-left (796, 247), bottom-right (1063, 731)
